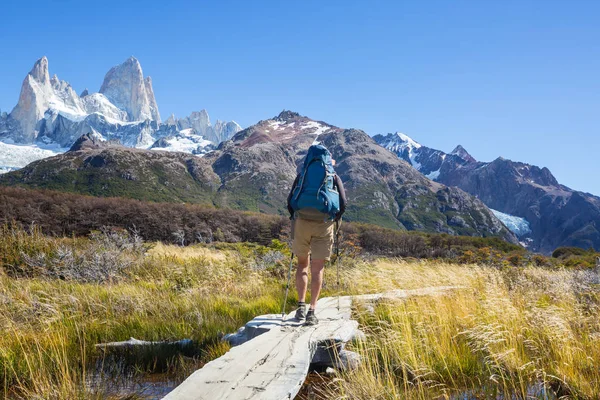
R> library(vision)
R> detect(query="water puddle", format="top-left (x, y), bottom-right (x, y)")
top-left (86, 343), bottom-right (203, 399)
top-left (451, 382), bottom-right (559, 400)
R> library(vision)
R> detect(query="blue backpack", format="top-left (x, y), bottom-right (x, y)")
top-left (290, 144), bottom-right (340, 219)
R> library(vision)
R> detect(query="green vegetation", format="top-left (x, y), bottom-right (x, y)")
top-left (552, 246), bottom-right (600, 268)
top-left (343, 183), bottom-right (403, 230)
top-left (0, 154), bottom-right (217, 205)
top-left (0, 186), bottom-right (522, 262)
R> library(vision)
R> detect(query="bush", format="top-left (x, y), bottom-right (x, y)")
top-left (0, 186), bottom-right (531, 262)
top-left (552, 247), bottom-right (589, 258)
top-left (4, 225), bottom-right (150, 283)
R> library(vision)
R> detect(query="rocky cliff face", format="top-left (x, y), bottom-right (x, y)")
top-left (99, 57), bottom-right (160, 122)
top-left (375, 132), bottom-right (600, 253)
top-left (9, 56), bottom-right (84, 143)
top-left (0, 111), bottom-right (517, 243)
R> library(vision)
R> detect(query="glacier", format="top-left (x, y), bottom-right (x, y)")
top-left (0, 141), bottom-right (68, 173)
top-left (490, 209), bottom-right (532, 237)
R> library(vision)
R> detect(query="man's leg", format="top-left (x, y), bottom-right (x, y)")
top-left (295, 255), bottom-right (310, 303)
top-left (309, 258), bottom-right (325, 309)
top-left (305, 221), bottom-right (333, 326)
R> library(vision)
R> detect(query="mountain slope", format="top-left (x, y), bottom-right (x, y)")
top-left (0, 112), bottom-right (517, 243)
top-left (375, 132), bottom-right (600, 252)
top-left (0, 133), bottom-right (219, 204)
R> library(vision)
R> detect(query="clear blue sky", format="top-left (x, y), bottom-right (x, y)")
top-left (1, 0), bottom-right (599, 194)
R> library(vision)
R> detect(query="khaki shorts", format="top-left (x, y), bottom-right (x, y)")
top-left (292, 218), bottom-right (335, 261)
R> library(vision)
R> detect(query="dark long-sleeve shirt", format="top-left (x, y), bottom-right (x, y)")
top-left (287, 174), bottom-right (347, 220)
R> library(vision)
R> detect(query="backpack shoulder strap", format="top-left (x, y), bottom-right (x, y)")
top-left (294, 158), bottom-right (315, 200)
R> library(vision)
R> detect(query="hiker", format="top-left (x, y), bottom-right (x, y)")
top-left (287, 144), bottom-right (347, 325)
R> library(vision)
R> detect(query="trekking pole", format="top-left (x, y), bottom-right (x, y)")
top-left (281, 218), bottom-right (296, 320)
top-left (281, 251), bottom-right (295, 320)
top-left (335, 219), bottom-right (342, 311)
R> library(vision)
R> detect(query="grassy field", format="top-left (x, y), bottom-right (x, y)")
top-left (0, 228), bottom-right (293, 399)
top-left (322, 261), bottom-right (600, 399)
top-left (1, 226), bottom-right (600, 399)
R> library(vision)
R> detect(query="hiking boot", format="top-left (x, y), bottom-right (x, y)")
top-left (295, 303), bottom-right (306, 320)
top-left (305, 309), bottom-right (318, 326)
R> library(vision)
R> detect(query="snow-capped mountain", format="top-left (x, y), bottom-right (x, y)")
top-left (0, 56), bottom-right (242, 172)
top-left (374, 131), bottom-right (600, 253)
top-left (164, 111), bottom-right (242, 144)
top-left (374, 132), bottom-right (474, 180)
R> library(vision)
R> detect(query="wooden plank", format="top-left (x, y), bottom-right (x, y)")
top-left (164, 295), bottom-right (354, 400)
top-left (164, 286), bottom-right (461, 400)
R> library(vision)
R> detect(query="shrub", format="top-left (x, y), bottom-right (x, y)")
top-left (9, 226), bottom-right (149, 283)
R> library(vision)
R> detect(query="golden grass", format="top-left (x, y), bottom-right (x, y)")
top-left (328, 260), bottom-right (600, 399)
top-left (2, 230), bottom-right (600, 399)
top-left (148, 242), bottom-right (227, 263)
top-left (0, 241), bottom-right (285, 399)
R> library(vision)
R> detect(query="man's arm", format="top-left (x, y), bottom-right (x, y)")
top-left (287, 175), bottom-right (299, 218)
top-left (334, 174), bottom-right (346, 220)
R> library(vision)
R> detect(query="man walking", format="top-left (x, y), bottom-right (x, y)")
top-left (287, 144), bottom-right (346, 325)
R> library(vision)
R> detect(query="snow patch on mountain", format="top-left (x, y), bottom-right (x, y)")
top-left (450, 145), bottom-right (476, 163)
top-left (301, 121), bottom-right (331, 136)
top-left (150, 129), bottom-right (214, 156)
top-left (425, 169), bottom-right (440, 180)
top-left (490, 209), bottom-right (532, 237)
top-left (0, 141), bottom-right (67, 173)
top-left (268, 120), bottom-right (286, 131)
top-left (397, 132), bottom-right (421, 149)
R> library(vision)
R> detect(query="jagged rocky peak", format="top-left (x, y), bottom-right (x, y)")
top-left (489, 157), bottom-right (559, 187)
top-left (165, 113), bottom-right (177, 125)
top-left (69, 132), bottom-right (110, 151)
top-left (171, 109), bottom-right (242, 144)
top-left (80, 88), bottom-right (89, 97)
top-left (29, 56), bottom-right (50, 84)
top-left (450, 145), bottom-right (476, 163)
top-left (275, 110), bottom-right (301, 121)
top-left (9, 56), bottom-right (59, 142)
top-left (191, 110), bottom-right (210, 123)
top-left (179, 110), bottom-right (211, 134)
top-left (99, 56), bottom-right (161, 123)
top-left (214, 119), bottom-right (242, 140)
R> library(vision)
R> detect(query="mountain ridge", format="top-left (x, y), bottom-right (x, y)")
top-left (374, 132), bottom-right (600, 252)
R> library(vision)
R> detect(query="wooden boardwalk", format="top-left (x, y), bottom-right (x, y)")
top-left (163, 286), bottom-right (459, 400)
